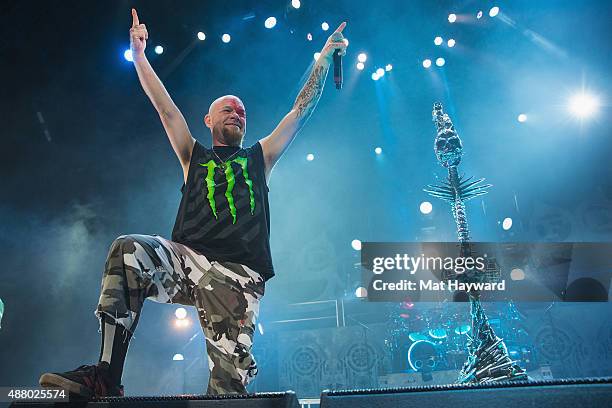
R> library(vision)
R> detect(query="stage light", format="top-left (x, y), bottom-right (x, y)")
top-left (175, 318), bottom-right (190, 328)
top-left (264, 17), bottom-right (277, 29)
top-left (489, 6), bottom-right (500, 17)
top-left (372, 72), bottom-right (380, 81)
top-left (123, 49), bottom-right (133, 62)
top-left (175, 307), bottom-right (187, 319)
top-left (307, 33), bottom-right (312, 41)
top-left (358, 53), bottom-right (367, 63)
top-left (422, 59), bottom-right (432, 68)
top-left (376, 67), bottom-right (385, 77)
top-left (385, 64), bottom-right (393, 71)
top-left (322, 22), bottom-right (329, 31)
top-left (306, 153), bottom-right (315, 161)
top-left (477, 10), bottom-right (483, 19)
top-left (313, 52), bottom-right (321, 61)
top-left (197, 31), bottom-right (206, 41)
top-left (355, 287), bottom-right (368, 298)
top-left (502, 217), bottom-right (513, 230)
top-left (351, 239), bottom-right (362, 251)
top-left (291, 0), bottom-right (301, 9)
top-left (568, 92), bottom-right (600, 119)
top-left (510, 268), bottom-right (525, 281)
top-left (447, 39), bottom-right (456, 47)
top-left (434, 36), bottom-right (443, 46)
top-left (435, 57), bottom-right (445, 67)
top-left (356, 62), bottom-right (365, 70)
top-left (420, 201), bottom-right (433, 214)
top-left (257, 323), bottom-right (264, 335)
top-left (448, 13), bottom-right (457, 23)
top-left (154, 45), bottom-right (163, 55)
top-left (172, 353), bottom-right (184, 361)
top-left (517, 113), bottom-right (527, 122)
top-left (375, 147), bottom-right (382, 155)
top-left (221, 33), bottom-right (231, 43)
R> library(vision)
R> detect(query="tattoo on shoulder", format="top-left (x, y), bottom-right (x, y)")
top-left (294, 64), bottom-right (327, 119)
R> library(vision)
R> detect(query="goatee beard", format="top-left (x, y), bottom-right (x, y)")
top-left (214, 125), bottom-right (244, 146)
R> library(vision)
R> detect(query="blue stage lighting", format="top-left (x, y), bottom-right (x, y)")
top-left (291, 0), bottom-right (301, 9)
top-left (436, 57), bottom-right (445, 67)
top-left (123, 49), bottom-right (133, 62)
top-left (568, 92), bottom-right (600, 119)
top-left (375, 147), bottom-right (382, 155)
top-left (358, 53), bottom-right (367, 63)
top-left (448, 14), bottom-right (457, 23)
top-left (154, 45), bottom-right (163, 54)
top-left (322, 22), bottom-right (329, 31)
top-left (422, 59), bottom-right (432, 68)
top-left (434, 36), bottom-right (443, 46)
top-left (221, 33), bottom-right (231, 43)
top-left (356, 62), bottom-right (365, 70)
top-left (489, 7), bottom-right (500, 17)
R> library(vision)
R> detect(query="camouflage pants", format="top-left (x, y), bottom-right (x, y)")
top-left (95, 234), bottom-right (265, 395)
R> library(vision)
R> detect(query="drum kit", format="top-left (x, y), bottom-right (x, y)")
top-left (386, 301), bottom-right (535, 373)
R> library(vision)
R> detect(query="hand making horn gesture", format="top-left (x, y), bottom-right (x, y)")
top-left (319, 22), bottom-right (348, 63)
top-left (129, 8), bottom-right (148, 57)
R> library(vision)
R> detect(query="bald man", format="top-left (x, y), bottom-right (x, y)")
top-left (39, 8), bottom-right (348, 398)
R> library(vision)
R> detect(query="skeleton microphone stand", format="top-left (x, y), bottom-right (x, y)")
top-left (424, 103), bottom-right (528, 383)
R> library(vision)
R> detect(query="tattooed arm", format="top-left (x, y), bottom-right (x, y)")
top-left (260, 22), bottom-right (348, 180)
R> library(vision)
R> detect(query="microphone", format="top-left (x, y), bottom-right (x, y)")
top-left (333, 48), bottom-right (342, 90)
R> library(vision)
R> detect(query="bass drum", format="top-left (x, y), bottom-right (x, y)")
top-left (407, 340), bottom-right (439, 372)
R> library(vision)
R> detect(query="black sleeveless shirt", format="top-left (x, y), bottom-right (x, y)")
top-left (171, 139), bottom-right (274, 280)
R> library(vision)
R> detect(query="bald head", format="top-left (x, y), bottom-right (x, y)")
top-left (204, 95), bottom-right (246, 147)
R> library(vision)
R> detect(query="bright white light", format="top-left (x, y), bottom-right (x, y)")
top-left (197, 32), bottom-right (206, 41)
top-left (385, 64), bottom-right (393, 71)
top-left (358, 53), bottom-right (367, 63)
top-left (355, 287), bottom-right (368, 298)
top-left (154, 45), bottom-right (164, 54)
top-left (307, 33), bottom-right (312, 41)
top-left (447, 39), bottom-right (456, 47)
top-left (221, 33), bottom-right (231, 43)
top-left (517, 113), bottom-right (527, 122)
top-left (257, 323), bottom-right (264, 335)
top-left (375, 147), bottom-right (382, 155)
top-left (351, 239), bottom-right (362, 251)
top-left (356, 62), bottom-right (365, 70)
top-left (371, 72), bottom-right (380, 81)
top-left (313, 52), bottom-right (321, 61)
top-left (306, 153), bottom-right (315, 161)
top-left (510, 268), bottom-right (525, 281)
top-left (568, 92), bottom-right (600, 119)
top-left (422, 59), bottom-right (432, 68)
top-left (264, 17), bottom-right (277, 29)
top-left (172, 353), bottom-right (184, 361)
top-left (175, 307), bottom-right (187, 319)
top-left (435, 57), bottom-right (445, 67)
top-left (502, 217), bottom-right (513, 230)
top-left (420, 201), bottom-right (433, 214)
top-left (477, 10), bottom-right (483, 19)
top-left (322, 22), bottom-right (329, 31)
top-left (434, 36), bottom-right (443, 46)
top-left (123, 49), bottom-right (133, 62)
top-left (489, 6), bottom-right (500, 17)
top-left (448, 13), bottom-right (457, 23)
top-left (376, 68), bottom-right (385, 77)
top-left (175, 319), bottom-right (190, 328)
top-left (291, 0), bottom-right (301, 9)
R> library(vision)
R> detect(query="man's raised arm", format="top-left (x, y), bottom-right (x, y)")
top-left (260, 22), bottom-right (348, 179)
top-left (130, 8), bottom-right (195, 176)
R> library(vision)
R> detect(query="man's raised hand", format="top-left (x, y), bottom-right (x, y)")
top-left (129, 8), bottom-right (148, 57)
top-left (319, 22), bottom-right (348, 63)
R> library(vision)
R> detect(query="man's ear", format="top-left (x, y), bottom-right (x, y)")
top-left (204, 114), bottom-right (212, 129)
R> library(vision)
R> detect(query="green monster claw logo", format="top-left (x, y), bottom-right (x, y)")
top-left (199, 157), bottom-right (255, 224)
